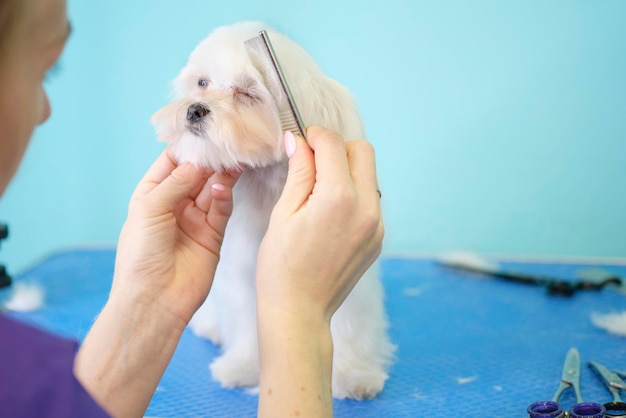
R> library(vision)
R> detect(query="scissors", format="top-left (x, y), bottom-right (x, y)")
top-left (528, 348), bottom-right (606, 417)
top-left (589, 361), bottom-right (626, 418)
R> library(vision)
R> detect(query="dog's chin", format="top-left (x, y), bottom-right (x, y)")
top-left (188, 124), bottom-right (207, 138)
top-left (171, 131), bottom-right (222, 168)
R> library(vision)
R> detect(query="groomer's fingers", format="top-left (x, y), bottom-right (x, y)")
top-left (132, 148), bottom-right (213, 201)
top-left (140, 149), bottom-right (180, 190)
top-left (205, 170), bottom-right (241, 220)
top-left (273, 131), bottom-right (315, 215)
top-left (346, 140), bottom-right (379, 199)
top-left (194, 169), bottom-right (241, 213)
top-left (345, 139), bottom-right (384, 255)
top-left (305, 126), bottom-right (352, 188)
top-left (149, 162), bottom-right (209, 212)
top-left (205, 178), bottom-right (238, 236)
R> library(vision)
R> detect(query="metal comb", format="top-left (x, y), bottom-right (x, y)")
top-left (245, 30), bottom-right (306, 139)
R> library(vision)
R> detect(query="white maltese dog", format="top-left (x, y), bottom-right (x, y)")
top-left (152, 21), bottom-right (395, 400)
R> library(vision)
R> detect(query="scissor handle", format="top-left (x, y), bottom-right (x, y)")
top-left (568, 402), bottom-right (606, 418)
top-left (551, 380), bottom-right (584, 405)
top-left (552, 381), bottom-right (571, 403)
top-left (604, 401), bottom-right (626, 418)
top-left (527, 401), bottom-right (565, 418)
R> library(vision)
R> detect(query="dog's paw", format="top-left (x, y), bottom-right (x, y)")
top-left (332, 366), bottom-right (388, 400)
top-left (210, 353), bottom-right (259, 388)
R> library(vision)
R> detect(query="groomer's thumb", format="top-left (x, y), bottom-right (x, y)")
top-left (276, 131), bottom-right (315, 214)
top-left (153, 162), bottom-right (206, 211)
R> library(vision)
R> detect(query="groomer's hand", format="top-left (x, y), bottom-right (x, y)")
top-left (76, 149), bottom-right (240, 418)
top-left (256, 126), bottom-right (383, 418)
top-left (112, 149), bottom-right (241, 324)
top-left (257, 126), bottom-right (383, 323)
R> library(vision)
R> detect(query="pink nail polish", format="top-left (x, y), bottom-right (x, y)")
top-left (212, 183), bottom-right (226, 192)
top-left (284, 131), bottom-right (296, 157)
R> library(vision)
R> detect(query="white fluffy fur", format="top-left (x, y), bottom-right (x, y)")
top-left (152, 21), bottom-right (395, 400)
top-left (3, 282), bottom-right (45, 312)
top-left (591, 311), bottom-right (626, 337)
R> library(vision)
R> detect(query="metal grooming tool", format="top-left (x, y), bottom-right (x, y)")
top-left (552, 347), bottom-right (584, 404)
top-left (527, 348), bottom-right (605, 417)
top-left (245, 30), bottom-right (306, 139)
top-left (589, 361), bottom-right (626, 417)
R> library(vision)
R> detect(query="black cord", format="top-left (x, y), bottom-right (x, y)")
top-left (488, 270), bottom-right (622, 296)
top-left (0, 222), bottom-right (10, 289)
top-left (443, 264), bottom-right (623, 297)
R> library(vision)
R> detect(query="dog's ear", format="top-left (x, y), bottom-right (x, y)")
top-left (267, 31), bottom-right (365, 140)
top-left (285, 67), bottom-right (365, 140)
top-left (293, 74), bottom-right (366, 141)
top-left (151, 103), bottom-right (178, 144)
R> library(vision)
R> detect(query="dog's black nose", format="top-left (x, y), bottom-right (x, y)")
top-left (187, 103), bottom-right (211, 123)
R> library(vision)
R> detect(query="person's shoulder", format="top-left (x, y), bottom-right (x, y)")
top-left (0, 312), bottom-right (78, 355)
top-left (0, 313), bottom-right (110, 418)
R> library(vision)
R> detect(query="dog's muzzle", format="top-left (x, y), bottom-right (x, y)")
top-left (187, 103), bottom-right (211, 124)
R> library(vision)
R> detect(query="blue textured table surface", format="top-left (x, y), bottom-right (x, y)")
top-left (1, 249), bottom-right (625, 417)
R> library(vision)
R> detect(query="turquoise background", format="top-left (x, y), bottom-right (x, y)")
top-left (1, 0), bottom-right (625, 273)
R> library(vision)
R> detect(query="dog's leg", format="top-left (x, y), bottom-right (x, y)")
top-left (207, 213), bottom-right (263, 388)
top-left (206, 167), bottom-right (284, 389)
top-left (189, 290), bottom-right (222, 345)
top-left (208, 259), bottom-right (260, 388)
top-left (330, 266), bottom-right (396, 400)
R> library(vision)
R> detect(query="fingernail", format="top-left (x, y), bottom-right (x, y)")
top-left (284, 131), bottom-right (296, 157)
top-left (212, 183), bottom-right (226, 192)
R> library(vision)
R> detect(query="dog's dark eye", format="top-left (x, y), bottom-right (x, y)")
top-left (198, 79), bottom-right (208, 88)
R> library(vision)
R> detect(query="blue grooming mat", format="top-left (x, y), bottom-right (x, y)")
top-left (1, 249), bottom-right (625, 417)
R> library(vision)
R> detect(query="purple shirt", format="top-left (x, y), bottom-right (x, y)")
top-left (0, 314), bottom-right (109, 418)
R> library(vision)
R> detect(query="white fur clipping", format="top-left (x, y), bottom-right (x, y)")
top-left (402, 287), bottom-right (423, 297)
top-left (456, 375), bottom-right (478, 385)
top-left (3, 283), bottom-right (45, 312)
top-left (436, 251), bottom-right (499, 275)
top-left (591, 311), bottom-right (626, 337)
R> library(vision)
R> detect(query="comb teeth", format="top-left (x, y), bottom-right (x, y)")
top-left (245, 30), bottom-right (306, 139)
